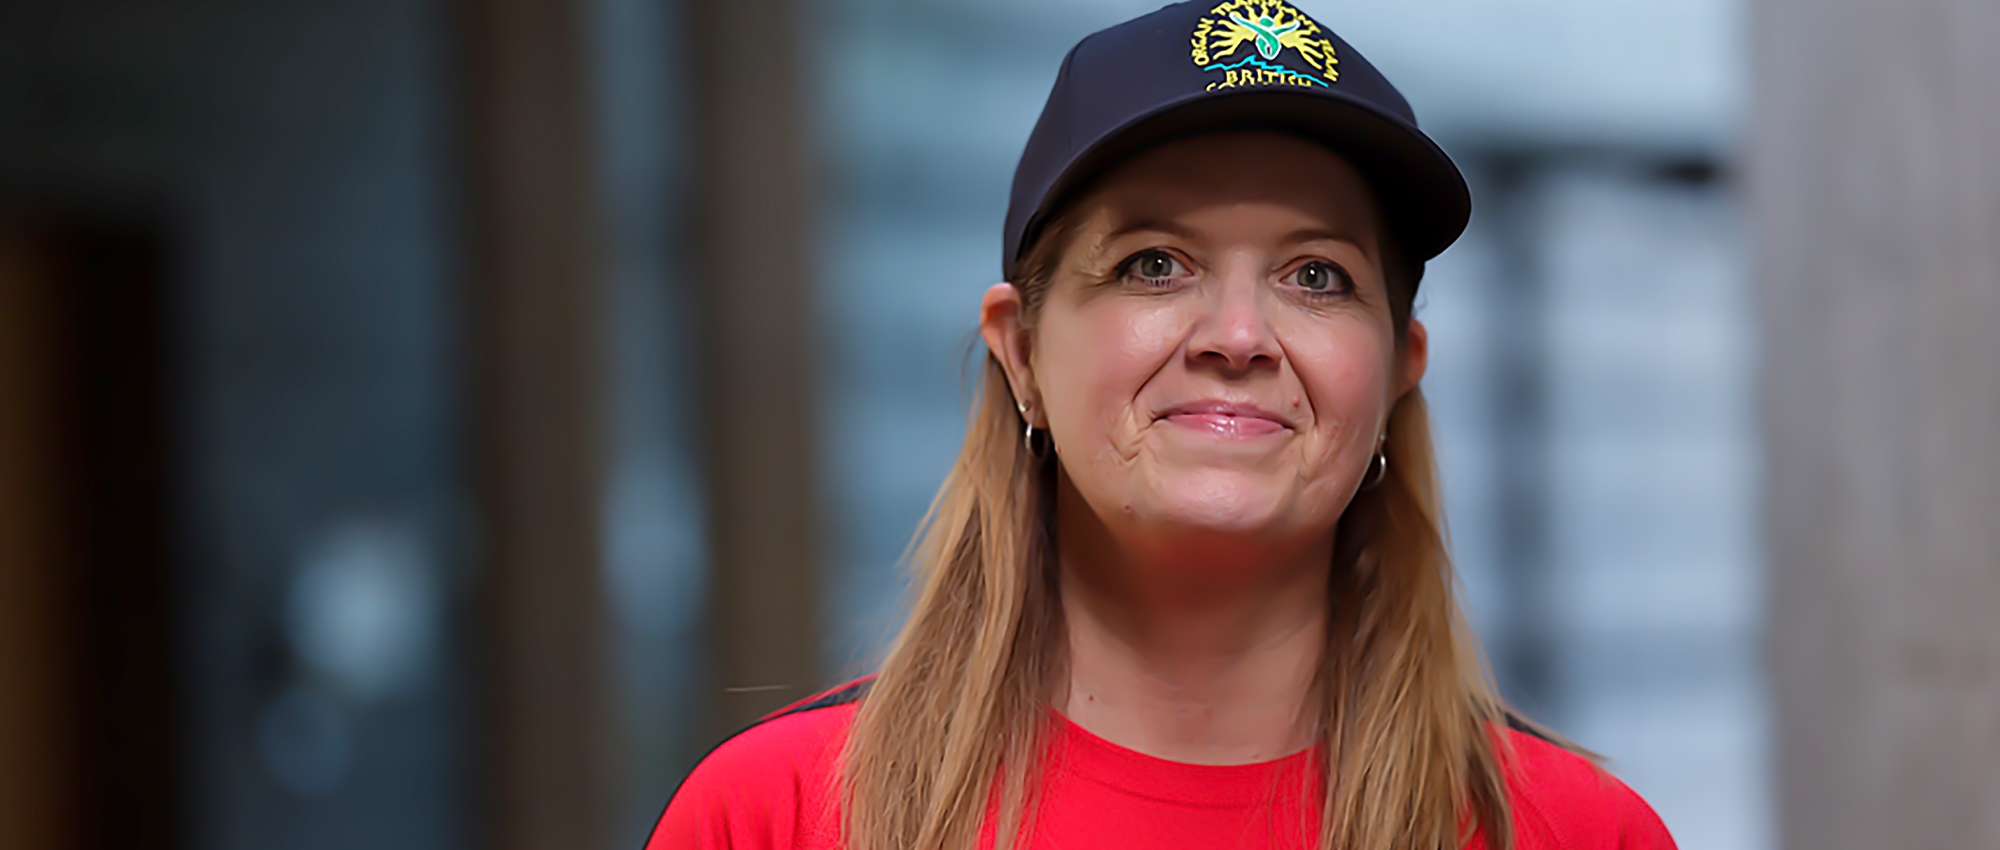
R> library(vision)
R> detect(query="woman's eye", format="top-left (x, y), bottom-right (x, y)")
top-left (1121, 250), bottom-right (1189, 285)
top-left (1290, 260), bottom-right (1354, 295)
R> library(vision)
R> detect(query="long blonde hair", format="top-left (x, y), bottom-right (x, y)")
top-left (843, 211), bottom-right (1518, 850)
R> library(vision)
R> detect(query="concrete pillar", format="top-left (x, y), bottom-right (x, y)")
top-left (685, 0), bottom-right (825, 735)
top-left (1753, 2), bottom-right (2000, 847)
top-left (459, 0), bottom-right (609, 847)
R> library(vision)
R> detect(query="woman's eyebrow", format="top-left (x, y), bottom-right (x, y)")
top-left (1276, 227), bottom-right (1365, 248)
top-left (1072, 218), bottom-right (1198, 267)
top-left (1103, 218), bottom-right (1199, 242)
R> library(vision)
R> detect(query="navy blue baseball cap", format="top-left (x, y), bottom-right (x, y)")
top-left (1003, 0), bottom-right (1470, 278)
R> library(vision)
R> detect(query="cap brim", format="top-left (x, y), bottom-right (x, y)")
top-left (1021, 87), bottom-right (1471, 267)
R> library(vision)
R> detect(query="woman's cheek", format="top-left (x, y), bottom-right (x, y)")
top-left (1112, 301), bottom-right (1189, 362)
top-left (1036, 301), bottom-right (1153, 459)
top-left (1082, 300), bottom-right (1185, 429)
top-left (1289, 328), bottom-right (1395, 469)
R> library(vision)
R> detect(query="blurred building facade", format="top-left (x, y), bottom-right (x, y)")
top-left (0, 1), bottom-right (471, 849)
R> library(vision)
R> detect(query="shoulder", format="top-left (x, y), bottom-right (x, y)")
top-left (1500, 727), bottom-right (1678, 850)
top-left (644, 680), bottom-right (871, 850)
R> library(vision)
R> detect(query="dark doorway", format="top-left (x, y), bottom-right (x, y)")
top-left (0, 211), bottom-right (182, 850)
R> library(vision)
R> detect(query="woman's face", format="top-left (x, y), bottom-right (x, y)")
top-left (986, 131), bottom-right (1427, 559)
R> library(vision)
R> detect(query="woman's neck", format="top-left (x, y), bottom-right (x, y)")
top-left (1054, 496), bottom-right (1331, 765)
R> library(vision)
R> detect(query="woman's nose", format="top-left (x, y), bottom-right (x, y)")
top-left (1186, 271), bottom-right (1280, 373)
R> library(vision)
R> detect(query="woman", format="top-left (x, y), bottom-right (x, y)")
top-left (653, 2), bottom-right (1676, 848)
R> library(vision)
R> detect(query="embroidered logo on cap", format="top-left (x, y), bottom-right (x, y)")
top-left (1190, 0), bottom-right (1339, 90)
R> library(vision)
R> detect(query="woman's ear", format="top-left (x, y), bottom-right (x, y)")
top-left (980, 282), bottom-right (1038, 412)
top-left (1399, 317), bottom-right (1430, 395)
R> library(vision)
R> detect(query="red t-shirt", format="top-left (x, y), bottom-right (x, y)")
top-left (650, 681), bottom-right (1677, 850)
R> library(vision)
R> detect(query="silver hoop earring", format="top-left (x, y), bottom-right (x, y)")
top-left (1361, 450), bottom-right (1389, 490)
top-left (1019, 403), bottom-right (1041, 455)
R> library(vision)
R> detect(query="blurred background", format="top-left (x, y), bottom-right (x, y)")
top-left (2, 1), bottom-right (1993, 849)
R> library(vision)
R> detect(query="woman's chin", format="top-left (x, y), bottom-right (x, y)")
top-left (1122, 469), bottom-right (1305, 539)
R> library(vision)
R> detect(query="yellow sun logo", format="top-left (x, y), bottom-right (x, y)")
top-left (1190, 0), bottom-right (1339, 90)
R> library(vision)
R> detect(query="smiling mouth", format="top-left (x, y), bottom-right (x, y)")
top-left (1156, 402), bottom-right (1294, 439)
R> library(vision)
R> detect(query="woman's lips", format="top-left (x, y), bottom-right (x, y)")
top-left (1156, 402), bottom-right (1294, 439)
